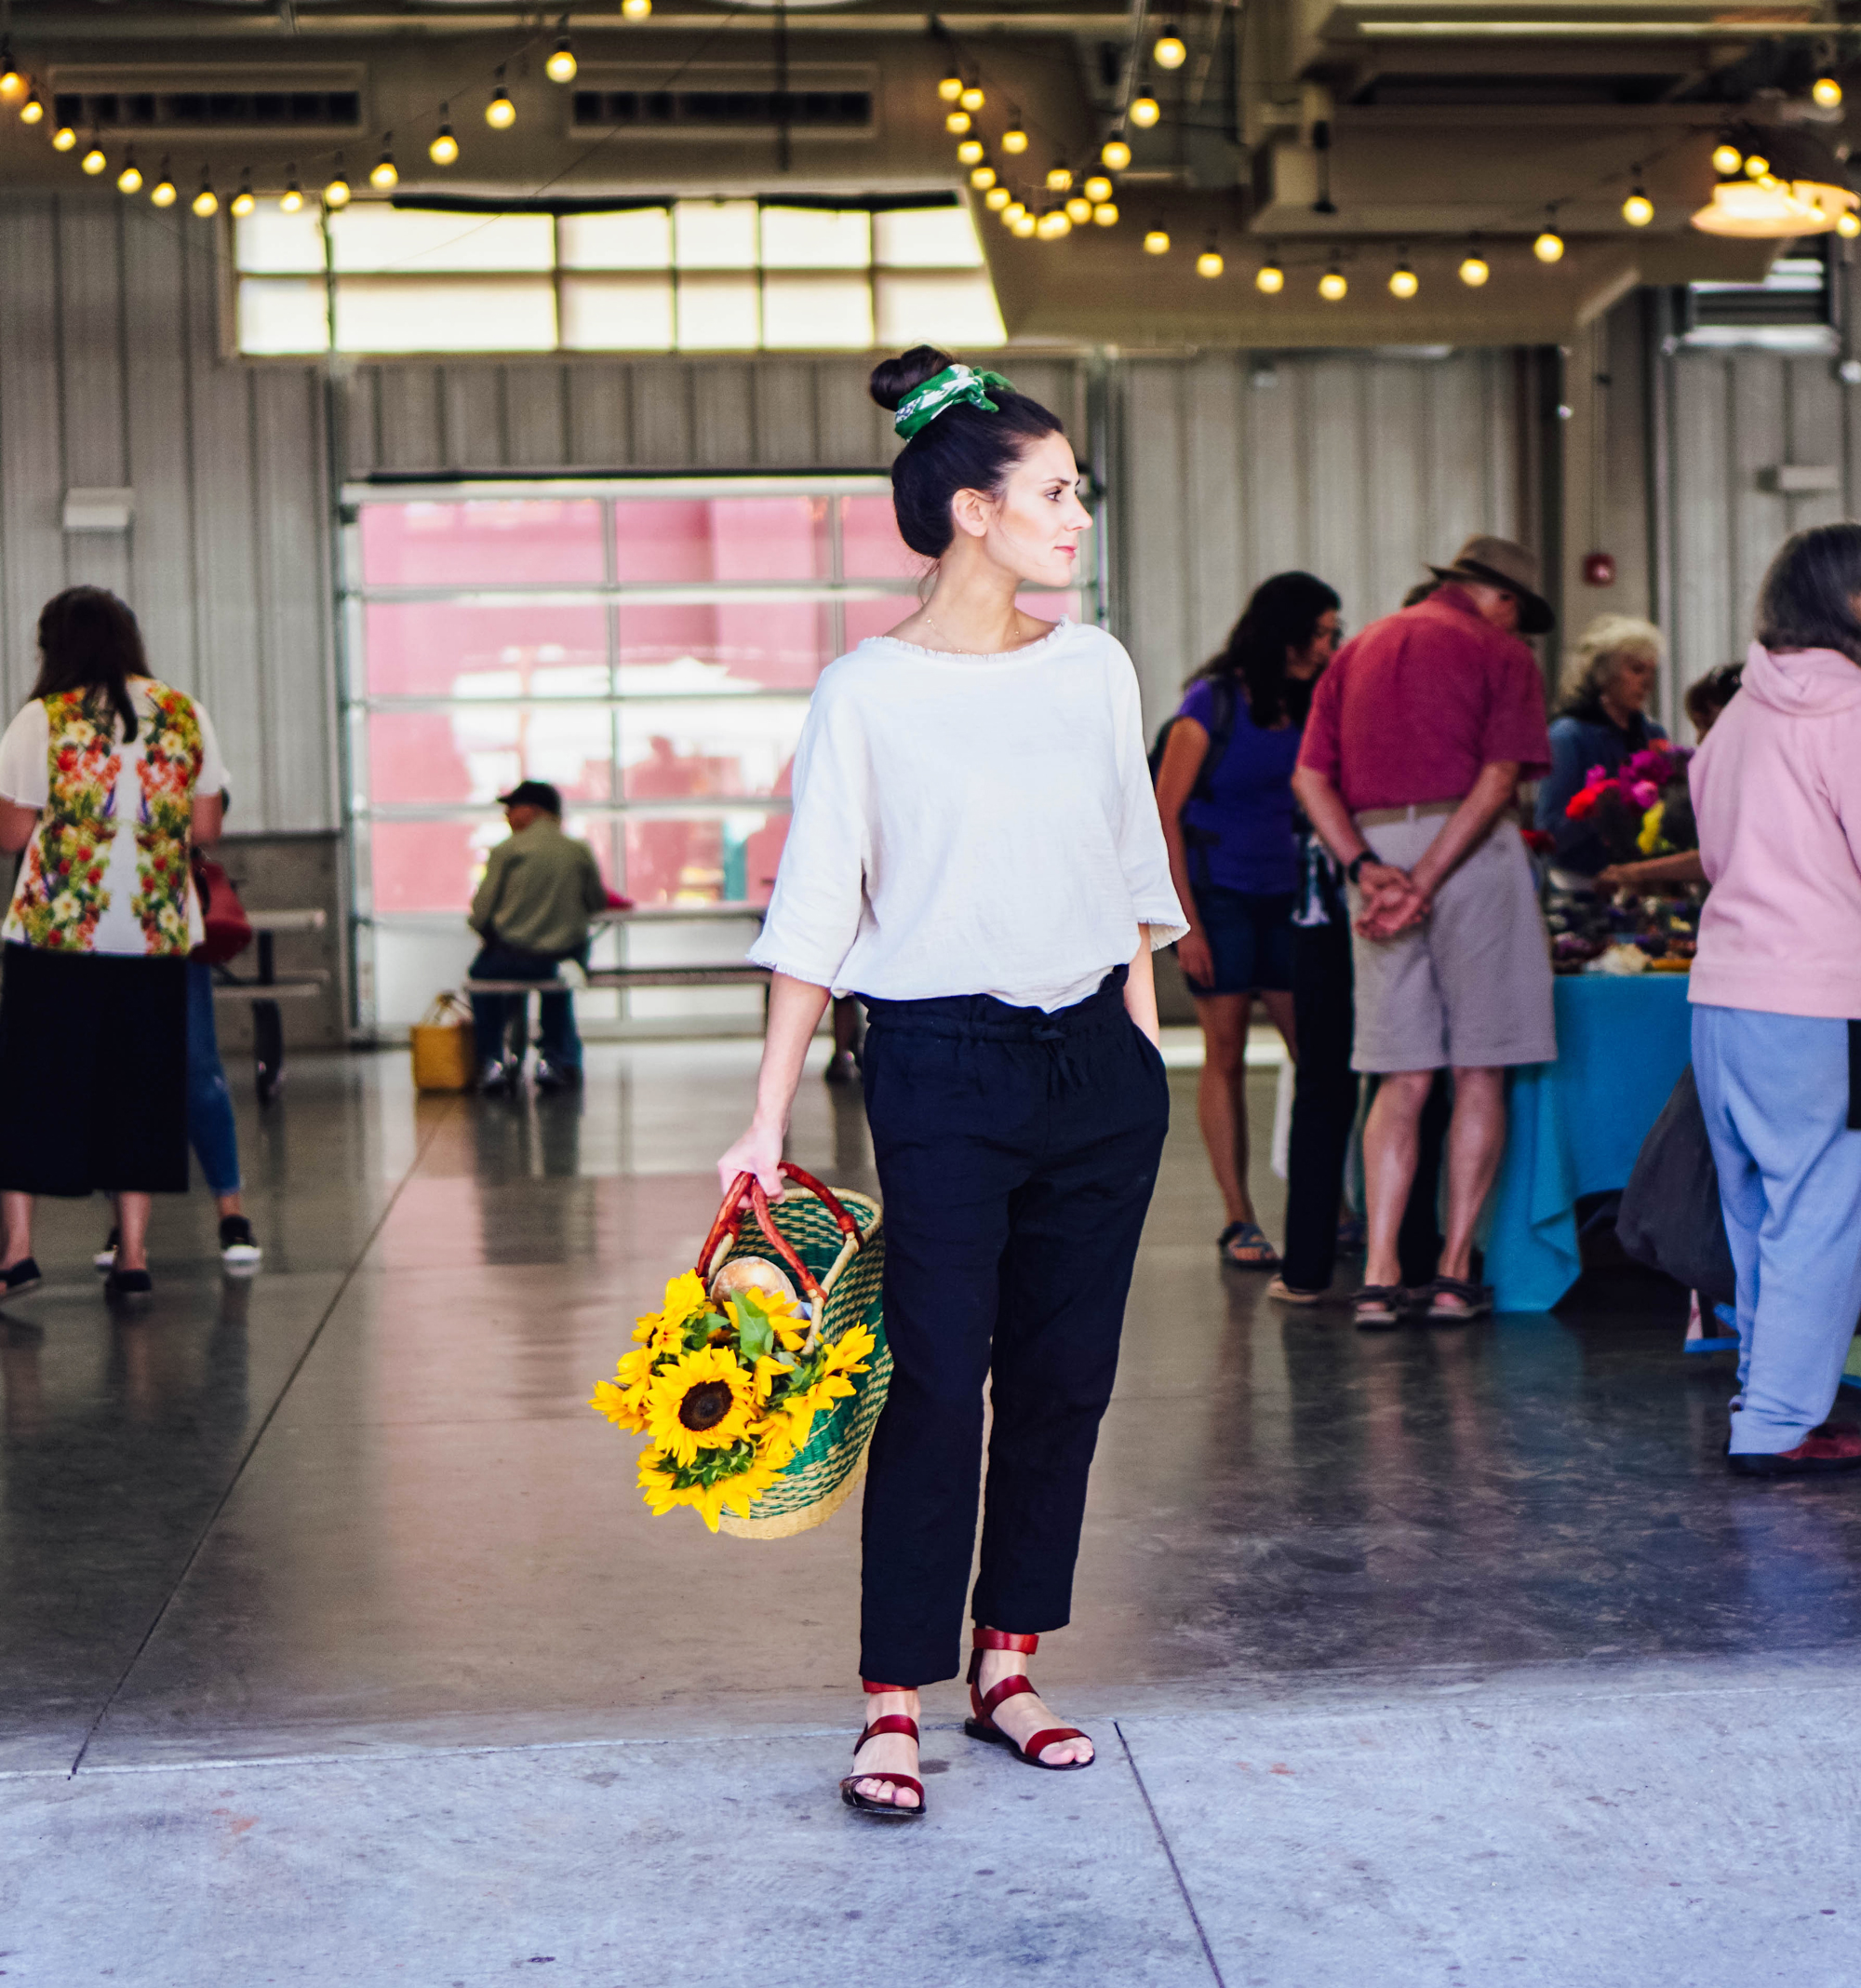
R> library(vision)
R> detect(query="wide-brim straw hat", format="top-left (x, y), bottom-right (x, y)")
top-left (1426, 533), bottom-right (1556, 636)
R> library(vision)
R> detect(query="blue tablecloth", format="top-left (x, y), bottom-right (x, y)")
top-left (1484, 974), bottom-right (1695, 1313)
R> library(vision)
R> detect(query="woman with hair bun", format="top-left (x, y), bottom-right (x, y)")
top-left (722, 347), bottom-right (1185, 1819)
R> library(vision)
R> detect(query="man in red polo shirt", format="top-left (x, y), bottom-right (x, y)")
top-left (1292, 535), bottom-right (1555, 1329)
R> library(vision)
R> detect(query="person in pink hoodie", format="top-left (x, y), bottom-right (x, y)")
top-left (1691, 521), bottom-right (1861, 1476)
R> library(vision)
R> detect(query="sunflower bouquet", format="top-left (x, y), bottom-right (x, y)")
top-left (591, 1269), bottom-right (876, 1531)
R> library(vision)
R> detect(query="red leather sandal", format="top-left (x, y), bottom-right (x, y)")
top-left (839, 1682), bottom-right (927, 1820)
top-left (963, 1629), bottom-right (1094, 1771)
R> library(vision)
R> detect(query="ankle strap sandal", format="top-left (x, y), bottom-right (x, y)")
top-left (962, 1628), bottom-right (1094, 1772)
top-left (839, 1682), bottom-right (926, 1820)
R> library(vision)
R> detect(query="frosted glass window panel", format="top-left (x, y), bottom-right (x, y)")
top-left (237, 277), bottom-right (329, 356)
top-left (760, 206), bottom-right (871, 270)
top-left (875, 270), bottom-right (1005, 349)
top-left (369, 819), bottom-right (497, 916)
top-left (761, 273), bottom-right (872, 351)
top-left (336, 276), bottom-right (557, 354)
top-left (674, 200), bottom-right (759, 270)
top-left (612, 499), bottom-right (827, 586)
top-left (560, 274), bottom-right (676, 351)
top-left (367, 707), bottom-right (613, 807)
top-left (676, 274), bottom-right (760, 351)
top-left (358, 504), bottom-right (606, 589)
top-left (619, 700), bottom-right (809, 800)
top-left (558, 208), bottom-right (673, 270)
top-left (329, 206), bottom-right (555, 274)
top-left (623, 809), bottom-right (783, 907)
top-left (235, 202), bottom-right (326, 275)
top-left (839, 494), bottom-right (921, 579)
top-left (617, 599), bottom-right (832, 692)
top-left (874, 205), bottom-right (984, 269)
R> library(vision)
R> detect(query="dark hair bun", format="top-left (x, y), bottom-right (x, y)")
top-left (868, 345), bottom-right (956, 414)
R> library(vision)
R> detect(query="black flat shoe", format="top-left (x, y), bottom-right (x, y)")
top-left (104, 1268), bottom-right (154, 1299)
top-left (2, 1256), bottom-right (41, 1294)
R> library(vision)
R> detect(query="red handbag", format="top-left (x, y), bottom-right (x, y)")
top-left (191, 851), bottom-right (254, 965)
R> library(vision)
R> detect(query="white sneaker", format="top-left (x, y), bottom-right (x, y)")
top-left (219, 1216), bottom-right (262, 1270)
top-left (94, 1228), bottom-right (118, 1272)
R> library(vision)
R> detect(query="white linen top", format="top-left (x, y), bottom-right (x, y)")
top-left (747, 618), bottom-right (1187, 1011)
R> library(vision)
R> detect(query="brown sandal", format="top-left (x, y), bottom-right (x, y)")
top-left (839, 1684), bottom-right (927, 1820)
top-left (963, 1629), bottom-right (1094, 1771)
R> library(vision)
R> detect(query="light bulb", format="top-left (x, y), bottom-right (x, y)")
top-left (1841, 208), bottom-right (1861, 239)
top-left (1197, 248), bottom-right (1223, 278)
top-left (51, 125), bottom-right (76, 153)
top-left (1744, 153), bottom-right (1769, 179)
top-left (1046, 164), bottom-right (1073, 192)
top-left (20, 90), bottom-right (44, 127)
top-left (1083, 175), bottom-right (1113, 205)
top-left (1093, 202), bottom-right (1118, 227)
top-left (957, 138), bottom-right (984, 165)
top-left (1256, 261), bottom-right (1284, 294)
top-left (1711, 141), bottom-right (1743, 176)
top-left (1622, 189), bottom-right (1653, 227)
top-left (1814, 74), bottom-right (1843, 110)
top-left (622, 0), bottom-right (652, 16)
top-left (1144, 228), bottom-right (1170, 255)
top-left (546, 38), bottom-right (578, 84)
top-left (1533, 227), bottom-right (1564, 263)
top-left (1037, 209), bottom-right (1072, 240)
top-left (1154, 27), bottom-right (1187, 70)
top-left (1130, 93), bottom-right (1161, 129)
top-left (1011, 212), bottom-right (1037, 238)
top-left (1319, 268), bottom-right (1347, 302)
top-left (984, 185), bottom-right (1011, 210)
top-left (116, 159), bottom-right (143, 195)
top-left (193, 182), bottom-right (219, 218)
top-left (151, 170), bottom-right (178, 209)
top-left (81, 145), bottom-right (107, 176)
top-left (370, 148), bottom-right (398, 190)
top-left (1101, 136), bottom-right (1131, 172)
top-left (960, 85), bottom-right (984, 112)
top-left (230, 179), bottom-right (256, 219)
top-left (430, 123), bottom-right (459, 166)
top-left (971, 164), bottom-right (997, 190)
top-left (487, 86), bottom-right (516, 130)
top-left (938, 73), bottom-right (964, 103)
top-left (0, 49), bottom-right (22, 105)
top-left (945, 109), bottom-right (971, 135)
top-left (324, 170), bottom-right (351, 208)
top-left (1002, 124), bottom-right (1029, 154)
top-left (1459, 251), bottom-right (1489, 287)
top-left (1002, 200), bottom-right (1026, 225)
top-left (1389, 262), bottom-right (1419, 299)
top-left (280, 179), bottom-right (303, 213)
top-left (1065, 195), bottom-right (1092, 224)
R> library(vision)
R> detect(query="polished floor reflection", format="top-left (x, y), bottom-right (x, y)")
top-left (1, 1043), bottom-right (1855, 1780)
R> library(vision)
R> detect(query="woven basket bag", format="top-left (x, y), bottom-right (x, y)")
top-left (698, 1162), bottom-right (888, 1541)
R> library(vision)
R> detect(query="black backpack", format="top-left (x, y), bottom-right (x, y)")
top-left (1148, 676), bottom-right (1238, 808)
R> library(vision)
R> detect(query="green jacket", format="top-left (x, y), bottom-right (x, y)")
top-left (468, 816), bottom-right (609, 958)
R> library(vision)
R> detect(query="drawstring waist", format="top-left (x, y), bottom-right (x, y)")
top-left (859, 967), bottom-right (1130, 1092)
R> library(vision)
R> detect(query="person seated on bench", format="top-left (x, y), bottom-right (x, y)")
top-left (467, 781), bottom-right (609, 1094)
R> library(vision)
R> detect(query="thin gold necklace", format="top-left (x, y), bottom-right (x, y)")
top-left (919, 607), bottom-right (1025, 655)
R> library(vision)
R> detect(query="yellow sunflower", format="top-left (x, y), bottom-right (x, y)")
top-left (723, 1290), bottom-right (811, 1353)
top-left (638, 1445), bottom-right (782, 1532)
top-left (588, 1342), bottom-right (659, 1431)
top-left (632, 1269), bottom-right (711, 1348)
top-left (643, 1344), bottom-right (760, 1467)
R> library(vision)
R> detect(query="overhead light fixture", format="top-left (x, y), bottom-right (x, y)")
top-left (0, 43), bottom-right (23, 104)
top-left (957, 138), bottom-right (984, 166)
top-left (1064, 195), bottom-right (1092, 224)
top-left (1389, 259), bottom-right (1419, 298)
top-left (430, 113), bottom-right (460, 166)
top-left (1197, 244), bottom-right (1223, 278)
top-left (622, 0), bottom-right (652, 16)
top-left (1037, 209), bottom-right (1072, 240)
top-left (280, 171), bottom-right (303, 213)
top-left (970, 163), bottom-right (997, 189)
top-left (1153, 25), bottom-right (1187, 70)
top-left (1744, 152), bottom-right (1771, 179)
top-left (1002, 117), bottom-right (1029, 154)
top-left (1101, 135), bottom-right (1131, 172)
top-left (325, 163), bottom-right (352, 208)
top-left (959, 84), bottom-right (984, 113)
top-left (945, 109), bottom-right (972, 135)
top-left (1711, 141), bottom-right (1744, 176)
top-left (370, 142), bottom-right (398, 190)
top-left (193, 176), bottom-right (219, 219)
top-left (1841, 208), bottom-right (1861, 239)
top-left (1533, 211), bottom-right (1565, 262)
top-left (546, 36), bottom-right (579, 85)
top-left (1459, 249), bottom-right (1490, 287)
top-left (1255, 258), bottom-right (1284, 294)
top-left (1130, 93), bottom-right (1161, 129)
top-left (1319, 266), bottom-right (1347, 301)
top-left (487, 72), bottom-right (516, 129)
top-left (150, 166), bottom-right (178, 209)
top-left (1814, 74), bottom-right (1843, 111)
top-left (81, 140), bottom-right (108, 176)
top-left (1693, 124), bottom-right (1856, 238)
top-left (116, 154), bottom-right (143, 195)
top-left (984, 184), bottom-right (1011, 210)
top-left (1084, 175), bottom-right (1113, 205)
top-left (20, 89), bottom-right (43, 127)
top-left (938, 71), bottom-right (964, 103)
top-left (1002, 199), bottom-right (1026, 225)
top-left (1622, 181), bottom-right (1654, 227)
top-left (1093, 202), bottom-right (1118, 226)
top-left (1143, 226), bottom-right (1170, 255)
top-left (230, 172), bottom-right (256, 219)
top-left (51, 124), bottom-right (76, 152)
top-left (1046, 164), bottom-right (1073, 193)
top-left (1011, 211), bottom-right (1037, 238)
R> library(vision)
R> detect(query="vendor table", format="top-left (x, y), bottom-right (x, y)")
top-left (1483, 974), bottom-right (1695, 1313)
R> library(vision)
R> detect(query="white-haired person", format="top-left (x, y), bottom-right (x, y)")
top-left (1533, 613), bottom-right (1667, 878)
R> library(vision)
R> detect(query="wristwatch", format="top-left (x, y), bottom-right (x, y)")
top-left (1346, 852), bottom-right (1372, 885)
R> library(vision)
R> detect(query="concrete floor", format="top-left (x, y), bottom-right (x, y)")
top-left (4, 1044), bottom-right (1860, 1985)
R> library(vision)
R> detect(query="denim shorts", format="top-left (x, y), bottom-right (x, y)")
top-left (1185, 886), bottom-right (1296, 997)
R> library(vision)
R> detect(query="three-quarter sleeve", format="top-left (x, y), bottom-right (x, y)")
top-left (746, 670), bottom-right (873, 988)
top-left (0, 702), bottom-right (49, 809)
top-left (1109, 651), bottom-right (1188, 948)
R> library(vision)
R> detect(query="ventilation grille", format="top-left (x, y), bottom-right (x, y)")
top-left (570, 67), bottom-right (875, 137)
top-left (46, 68), bottom-right (365, 136)
top-left (1683, 248), bottom-right (1838, 354)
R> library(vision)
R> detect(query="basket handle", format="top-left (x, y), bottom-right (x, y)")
top-left (696, 1169), bottom-right (825, 1310)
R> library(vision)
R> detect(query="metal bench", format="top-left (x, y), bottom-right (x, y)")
top-left (211, 908), bottom-right (329, 1102)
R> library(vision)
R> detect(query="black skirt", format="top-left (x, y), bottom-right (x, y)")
top-left (0, 941), bottom-right (189, 1196)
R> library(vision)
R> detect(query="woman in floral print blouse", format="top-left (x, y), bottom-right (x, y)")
top-left (0, 588), bottom-right (226, 1299)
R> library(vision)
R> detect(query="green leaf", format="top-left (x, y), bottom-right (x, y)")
top-left (736, 1311), bottom-right (774, 1365)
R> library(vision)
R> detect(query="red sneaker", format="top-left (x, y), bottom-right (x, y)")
top-left (1728, 1424), bottom-right (1861, 1477)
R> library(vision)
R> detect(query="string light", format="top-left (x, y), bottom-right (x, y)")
top-left (1389, 259), bottom-right (1419, 298)
top-left (1093, 202), bottom-right (1118, 226)
top-left (1744, 153), bottom-right (1770, 179)
top-left (230, 172), bottom-right (256, 219)
top-left (971, 163), bottom-right (997, 189)
top-left (1143, 226), bottom-right (1170, 254)
top-left (1002, 199), bottom-right (1026, 225)
top-left (1130, 92), bottom-right (1161, 129)
top-left (1533, 212), bottom-right (1565, 262)
top-left (280, 171), bottom-right (304, 214)
top-left (959, 83), bottom-right (984, 113)
top-left (1622, 179), bottom-right (1653, 227)
top-left (1083, 175), bottom-right (1112, 205)
top-left (325, 162), bottom-right (352, 208)
top-left (938, 72), bottom-right (964, 103)
top-left (1712, 141), bottom-right (1743, 176)
top-left (984, 184), bottom-right (1011, 210)
top-left (1064, 195), bottom-right (1092, 224)
top-left (623, 0), bottom-right (652, 16)
top-left (0, 44), bottom-right (22, 104)
top-left (81, 141), bottom-right (107, 176)
top-left (1319, 266), bottom-right (1347, 302)
top-left (1046, 164), bottom-right (1073, 193)
top-left (546, 36), bottom-right (579, 85)
top-left (1840, 208), bottom-right (1861, 238)
top-left (1459, 249), bottom-right (1490, 287)
top-left (1011, 211), bottom-right (1037, 238)
top-left (1197, 244), bottom-right (1223, 277)
top-left (1101, 135), bottom-right (1131, 171)
top-left (1002, 118), bottom-right (1029, 154)
top-left (1814, 74), bottom-right (1843, 110)
top-left (1037, 209), bottom-right (1072, 240)
top-left (957, 138), bottom-right (984, 166)
top-left (370, 141), bottom-right (398, 190)
top-left (51, 124), bottom-right (76, 152)
top-left (20, 89), bottom-right (43, 127)
top-left (116, 154), bottom-right (143, 195)
top-left (431, 112), bottom-right (460, 166)
top-left (487, 71), bottom-right (516, 129)
top-left (193, 175), bottom-right (219, 219)
top-left (1256, 258), bottom-right (1284, 293)
top-left (151, 162), bottom-right (178, 208)
top-left (1153, 25), bottom-right (1187, 70)
top-left (945, 109), bottom-right (971, 135)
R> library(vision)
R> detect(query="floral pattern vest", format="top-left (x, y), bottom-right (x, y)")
top-left (4, 686), bottom-right (206, 956)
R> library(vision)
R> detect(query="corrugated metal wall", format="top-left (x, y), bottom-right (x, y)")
top-left (1112, 349), bottom-right (1524, 724)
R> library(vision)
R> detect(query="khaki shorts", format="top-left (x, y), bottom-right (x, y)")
top-left (1347, 811), bottom-right (1556, 1074)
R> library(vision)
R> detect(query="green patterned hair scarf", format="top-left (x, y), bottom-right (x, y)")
top-left (893, 363), bottom-right (1016, 440)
